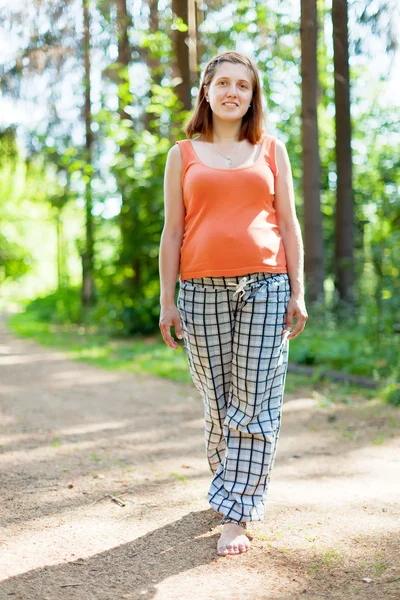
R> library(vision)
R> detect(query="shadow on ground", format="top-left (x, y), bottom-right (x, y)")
top-left (1, 511), bottom-right (399, 600)
top-left (1, 317), bottom-right (400, 600)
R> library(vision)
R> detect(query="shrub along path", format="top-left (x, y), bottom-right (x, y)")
top-left (0, 315), bottom-right (399, 600)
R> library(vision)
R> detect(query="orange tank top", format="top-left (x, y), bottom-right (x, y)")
top-left (176, 134), bottom-right (287, 280)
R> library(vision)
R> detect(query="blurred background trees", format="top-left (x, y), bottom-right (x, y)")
top-left (0, 0), bottom-right (399, 395)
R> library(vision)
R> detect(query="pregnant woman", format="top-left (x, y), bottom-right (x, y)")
top-left (159, 50), bottom-right (308, 556)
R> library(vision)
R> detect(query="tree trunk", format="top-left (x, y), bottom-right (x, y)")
top-left (300, 0), bottom-right (325, 305)
top-left (114, 0), bottom-right (140, 289)
top-left (171, 0), bottom-right (191, 110)
top-left (56, 210), bottom-right (62, 290)
top-left (82, 0), bottom-right (95, 311)
top-left (187, 0), bottom-right (198, 90)
top-left (196, 2), bottom-right (206, 69)
top-left (55, 208), bottom-right (67, 289)
top-left (332, 0), bottom-right (354, 308)
top-left (115, 0), bottom-right (131, 121)
top-left (142, 0), bottom-right (162, 132)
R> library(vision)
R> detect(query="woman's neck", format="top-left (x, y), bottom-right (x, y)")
top-left (211, 118), bottom-right (242, 142)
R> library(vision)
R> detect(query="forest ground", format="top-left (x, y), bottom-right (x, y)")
top-left (0, 315), bottom-right (399, 600)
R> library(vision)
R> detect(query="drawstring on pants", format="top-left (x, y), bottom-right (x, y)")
top-left (231, 276), bottom-right (256, 300)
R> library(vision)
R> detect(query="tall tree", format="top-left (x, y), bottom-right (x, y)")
top-left (115, 0), bottom-right (131, 121)
top-left (332, 0), bottom-right (354, 308)
top-left (300, 0), bottom-right (325, 305)
top-left (171, 0), bottom-right (191, 110)
top-left (0, 1), bottom-right (97, 308)
top-left (187, 0), bottom-right (198, 89)
top-left (113, 0), bottom-right (141, 288)
top-left (143, 0), bottom-right (163, 132)
top-left (195, 1), bottom-right (206, 69)
top-left (81, 0), bottom-right (95, 310)
top-left (0, 128), bottom-right (30, 285)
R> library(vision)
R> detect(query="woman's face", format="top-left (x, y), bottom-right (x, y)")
top-left (204, 62), bottom-right (253, 122)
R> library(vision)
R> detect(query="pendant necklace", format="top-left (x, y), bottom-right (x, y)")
top-left (213, 140), bottom-right (240, 167)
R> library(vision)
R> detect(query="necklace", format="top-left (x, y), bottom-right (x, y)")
top-left (212, 140), bottom-right (240, 167)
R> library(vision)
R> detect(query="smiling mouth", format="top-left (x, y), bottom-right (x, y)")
top-left (223, 103), bottom-right (238, 107)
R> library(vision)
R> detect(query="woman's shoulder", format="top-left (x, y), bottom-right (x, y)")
top-left (262, 132), bottom-right (287, 156)
top-left (174, 138), bottom-right (195, 155)
top-left (260, 133), bottom-right (282, 177)
top-left (262, 131), bottom-right (285, 147)
top-left (170, 138), bottom-right (196, 169)
top-left (261, 131), bottom-right (277, 143)
top-left (175, 136), bottom-right (200, 144)
top-left (167, 143), bottom-right (183, 168)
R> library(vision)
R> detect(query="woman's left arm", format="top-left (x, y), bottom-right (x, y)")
top-left (274, 139), bottom-right (308, 339)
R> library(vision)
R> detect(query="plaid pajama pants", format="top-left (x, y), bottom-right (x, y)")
top-left (177, 271), bottom-right (291, 525)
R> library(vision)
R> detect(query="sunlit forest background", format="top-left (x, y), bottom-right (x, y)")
top-left (0, 0), bottom-right (399, 403)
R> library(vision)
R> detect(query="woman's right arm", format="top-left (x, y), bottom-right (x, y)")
top-left (159, 144), bottom-right (185, 350)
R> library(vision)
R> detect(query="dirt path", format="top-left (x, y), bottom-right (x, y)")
top-left (0, 316), bottom-right (399, 600)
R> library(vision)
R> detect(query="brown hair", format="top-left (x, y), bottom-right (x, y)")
top-left (185, 51), bottom-right (265, 145)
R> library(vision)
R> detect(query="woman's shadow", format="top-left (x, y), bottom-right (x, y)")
top-left (1, 509), bottom-right (222, 599)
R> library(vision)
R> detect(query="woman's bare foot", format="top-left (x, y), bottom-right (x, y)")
top-left (217, 522), bottom-right (251, 556)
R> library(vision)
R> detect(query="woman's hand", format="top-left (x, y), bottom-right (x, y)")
top-left (159, 304), bottom-right (183, 350)
top-left (283, 295), bottom-right (308, 340)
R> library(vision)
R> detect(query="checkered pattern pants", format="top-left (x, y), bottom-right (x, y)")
top-left (177, 272), bottom-right (291, 526)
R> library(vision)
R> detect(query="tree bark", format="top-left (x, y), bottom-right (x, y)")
top-left (115, 0), bottom-right (131, 121)
top-left (187, 0), bottom-right (198, 90)
top-left (142, 0), bottom-right (162, 132)
top-left (332, 0), bottom-right (354, 308)
top-left (171, 0), bottom-right (191, 110)
top-left (300, 0), bottom-right (325, 305)
top-left (81, 0), bottom-right (95, 311)
top-left (56, 210), bottom-right (62, 290)
top-left (114, 0), bottom-right (140, 288)
top-left (196, 1), bottom-right (206, 69)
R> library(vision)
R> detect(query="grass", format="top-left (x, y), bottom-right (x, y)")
top-left (51, 436), bottom-right (62, 448)
top-left (6, 311), bottom-right (396, 405)
top-left (169, 472), bottom-right (188, 483)
top-left (287, 318), bottom-right (399, 382)
top-left (7, 311), bottom-right (316, 391)
top-left (373, 561), bottom-right (389, 576)
top-left (321, 548), bottom-right (344, 566)
top-left (307, 548), bottom-right (344, 573)
top-left (371, 433), bottom-right (385, 445)
top-left (90, 453), bottom-right (102, 462)
top-left (8, 312), bottom-right (192, 384)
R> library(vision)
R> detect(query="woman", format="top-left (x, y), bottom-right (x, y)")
top-left (159, 50), bottom-right (308, 556)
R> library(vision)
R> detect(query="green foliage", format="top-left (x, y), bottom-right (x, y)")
top-left (289, 316), bottom-right (400, 385)
top-left (1, 0), bottom-right (399, 403)
top-left (96, 20), bottom-right (190, 334)
top-left (0, 128), bottom-right (31, 283)
top-left (9, 308), bottom-right (400, 406)
top-left (0, 234), bottom-right (30, 283)
top-left (381, 382), bottom-right (400, 407)
top-left (24, 287), bottom-right (82, 324)
top-left (7, 311), bottom-right (192, 383)
top-left (18, 275), bottom-right (170, 336)
top-left (352, 106), bottom-right (400, 337)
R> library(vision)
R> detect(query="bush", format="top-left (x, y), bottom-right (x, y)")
top-left (25, 287), bottom-right (82, 324)
top-left (23, 283), bottom-right (163, 335)
top-left (381, 382), bottom-right (400, 407)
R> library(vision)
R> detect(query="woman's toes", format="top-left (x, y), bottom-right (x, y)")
top-left (217, 525), bottom-right (251, 556)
